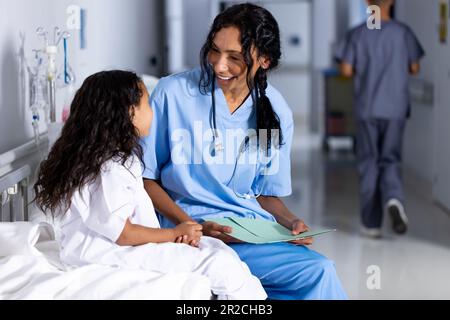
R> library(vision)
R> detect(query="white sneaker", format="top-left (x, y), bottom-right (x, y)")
top-left (360, 226), bottom-right (382, 239)
top-left (386, 199), bottom-right (408, 235)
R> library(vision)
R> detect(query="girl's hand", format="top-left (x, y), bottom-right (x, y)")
top-left (288, 219), bottom-right (314, 246)
top-left (201, 221), bottom-right (243, 243)
top-left (174, 221), bottom-right (203, 247)
top-left (174, 234), bottom-right (201, 247)
top-left (175, 235), bottom-right (189, 244)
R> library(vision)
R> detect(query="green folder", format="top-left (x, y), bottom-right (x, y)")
top-left (205, 217), bottom-right (336, 244)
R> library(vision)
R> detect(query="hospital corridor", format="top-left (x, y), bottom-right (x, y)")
top-left (1, 0), bottom-right (450, 301)
top-left (286, 144), bottom-right (450, 299)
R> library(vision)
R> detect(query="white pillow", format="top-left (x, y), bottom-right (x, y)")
top-left (0, 222), bottom-right (55, 257)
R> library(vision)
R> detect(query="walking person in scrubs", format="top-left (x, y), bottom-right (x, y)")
top-left (142, 3), bottom-right (347, 300)
top-left (34, 70), bottom-right (266, 300)
top-left (335, 0), bottom-right (425, 238)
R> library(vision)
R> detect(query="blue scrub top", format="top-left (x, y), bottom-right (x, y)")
top-left (141, 68), bottom-right (294, 227)
top-left (335, 20), bottom-right (425, 120)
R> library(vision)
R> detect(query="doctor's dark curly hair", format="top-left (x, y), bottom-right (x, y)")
top-left (34, 70), bottom-right (144, 216)
top-left (199, 2), bottom-right (283, 149)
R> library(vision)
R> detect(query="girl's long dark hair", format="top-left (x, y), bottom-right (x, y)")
top-left (199, 2), bottom-right (283, 150)
top-left (34, 70), bottom-right (144, 216)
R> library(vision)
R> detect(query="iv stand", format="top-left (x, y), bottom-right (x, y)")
top-left (45, 44), bottom-right (58, 123)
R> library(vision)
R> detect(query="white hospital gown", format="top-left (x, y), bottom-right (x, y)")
top-left (58, 155), bottom-right (266, 300)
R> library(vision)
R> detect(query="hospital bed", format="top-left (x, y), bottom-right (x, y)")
top-left (0, 163), bottom-right (213, 300)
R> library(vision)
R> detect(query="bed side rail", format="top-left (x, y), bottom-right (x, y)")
top-left (0, 165), bottom-right (31, 222)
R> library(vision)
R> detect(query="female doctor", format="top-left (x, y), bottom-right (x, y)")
top-left (142, 3), bottom-right (347, 300)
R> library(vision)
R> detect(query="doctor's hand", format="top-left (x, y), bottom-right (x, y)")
top-left (201, 221), bottom-right (243, 244)
top-left (288, 219), bottom-right (314, 246)
top-left (174, 221), bottom-right (203, 247)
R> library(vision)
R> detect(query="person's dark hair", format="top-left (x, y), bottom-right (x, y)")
top-left (34, 70), bottom-right (144, 216)
top-left (199, 2), bottom-right (283, 149)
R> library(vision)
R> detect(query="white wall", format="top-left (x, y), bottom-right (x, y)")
top-left (396, 0), bottom-right (450, 209)
top-left (396, 0), bottom-right (437, 181)
top-left (0, 0), bottom-right (162, 155)
top-left (396, 0), bottom-right (437, 183)
top-left (183, 0), bottom-right (213, 69)
top-left (312, 0), bottom-right (336, 70)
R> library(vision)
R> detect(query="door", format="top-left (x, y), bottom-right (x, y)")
top-left (264, 0), bottom-right (311, 67)
top-left (263, 0), bottom-right (312, 134)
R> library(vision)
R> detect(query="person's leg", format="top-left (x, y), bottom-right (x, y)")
top-left (110, 237), bottom-right (266, 300)
top-left (229, 242), bottom-right (347, 300)
top-left (356, 120), bottom-right (383, 229)
top-left (378, 119), bottom-right (405, 204)
top-left (379, 119), bottom-right (408, 234)
top-left (194, 237), bottom-right (267, 300)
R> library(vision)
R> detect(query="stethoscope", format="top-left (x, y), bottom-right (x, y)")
top-left (209, 76), bottom-right (268, 200)
top-left (209, 76), bottom-right (224, 157)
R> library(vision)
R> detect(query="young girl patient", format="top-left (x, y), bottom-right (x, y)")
top-left (34, 70), bottom-right (266, 300)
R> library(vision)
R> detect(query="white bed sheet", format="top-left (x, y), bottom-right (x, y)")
top-left (0, 222), bottom-right (212, 300)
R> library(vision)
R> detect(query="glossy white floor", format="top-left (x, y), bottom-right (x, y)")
top-left (285, 143), bottom-right (450, 300)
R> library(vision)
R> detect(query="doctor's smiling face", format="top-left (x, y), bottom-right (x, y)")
top-left (199, 3), bottom-right (283, 150)
top-left (208, 26), bottom-right (270, 93)
top-left (131, 82), bottom-right (153, 137)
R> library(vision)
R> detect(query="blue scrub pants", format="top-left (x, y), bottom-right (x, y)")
top-left (356, 119), bottom-right (406, 228)
top-left (229, 242), bottom-right (348, 300)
